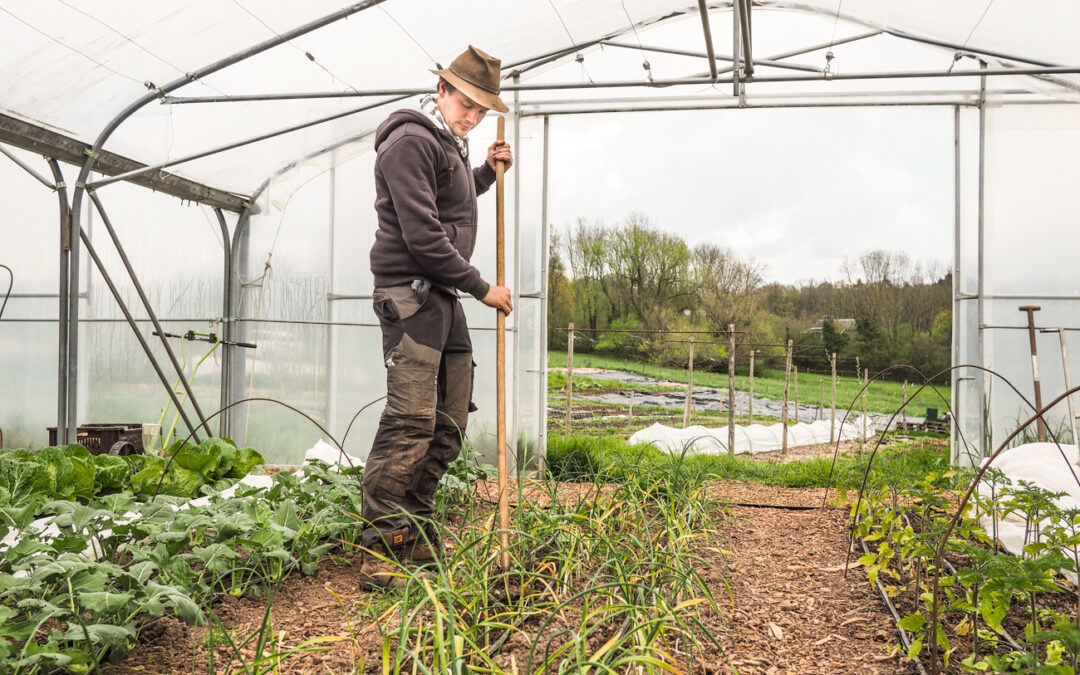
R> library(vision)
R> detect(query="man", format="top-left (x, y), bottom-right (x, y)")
top-left (360, 45), bottom-right (513, 588)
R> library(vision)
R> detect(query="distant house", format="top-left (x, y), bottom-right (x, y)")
top-left (804, 316), bottom-right (856, 337)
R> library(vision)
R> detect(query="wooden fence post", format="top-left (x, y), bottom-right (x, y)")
top-left (818, 377), bottom-right (825, 421)
top-left (782, 339), bottom-right (793, 453)
top-left (902, 380), bottom-right (908, 422)
top-left (748, 350), bottom-right (755, 424)
top-left (683, 338), bottom-right (695, 428)
top-left (728, 324), bottom-right (736, 455)
top-left (566, 323), bottom-right (574, 430)
top-left (629, 390), bottom-right (634, 424)
top-left (793, 365), bottom-right (799, 424)
top-left (861, 368), bottom-right (869, 453)
top-left (830, 352), bottom-right (837, 444)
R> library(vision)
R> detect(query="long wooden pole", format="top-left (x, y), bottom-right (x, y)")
top-left (495, 117), bottom-right (510, 571)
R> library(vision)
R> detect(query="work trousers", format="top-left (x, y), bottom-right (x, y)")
top-left (361, 281), bottom-right (474, 549)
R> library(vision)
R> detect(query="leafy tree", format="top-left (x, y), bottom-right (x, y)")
top-left (821, 317), bottom-right (849, 356)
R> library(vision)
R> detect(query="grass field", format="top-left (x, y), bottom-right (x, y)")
top-left (548, 350), bottom-right (951, 418)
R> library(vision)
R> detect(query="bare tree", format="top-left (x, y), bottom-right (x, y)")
top-left (606, 212), bottom-right (694, 326)
top-left (693, 243), bottom-right (765, 330)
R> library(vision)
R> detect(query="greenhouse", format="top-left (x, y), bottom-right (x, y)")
top-left (2, 0), bottom-right (1078, 466)
top-left (3, 1), bottom-right (1080, 673)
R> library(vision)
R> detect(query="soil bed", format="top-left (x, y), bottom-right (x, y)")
top-left (108, 474), bottom-right (915, 674)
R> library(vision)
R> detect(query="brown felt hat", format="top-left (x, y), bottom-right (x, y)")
top-left (431, 45), bottom-right (509, 113)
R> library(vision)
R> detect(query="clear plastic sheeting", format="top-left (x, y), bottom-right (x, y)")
top-left (2, 0), bottom-right (1079, 466)
top-left (628, 419), bottom-right (877, 455)
top-left (952, 103), bottom-right (1080, 466)
top-left (1, 1), bottom-right (1078, 197)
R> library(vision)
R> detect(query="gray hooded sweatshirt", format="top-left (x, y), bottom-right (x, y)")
top-left (370, 108), bottom-right (496, 299)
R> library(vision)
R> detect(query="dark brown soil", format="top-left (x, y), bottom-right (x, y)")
top-left (106, 472), bottom-right (915, 674)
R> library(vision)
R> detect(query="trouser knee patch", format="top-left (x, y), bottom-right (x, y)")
top-left (440, 352), bottom-right (474, 429)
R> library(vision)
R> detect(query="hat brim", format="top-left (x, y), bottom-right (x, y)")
top-left (432, 68), bottom-right (510, 113)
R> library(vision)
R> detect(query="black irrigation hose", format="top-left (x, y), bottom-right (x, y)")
top-left (728, 502), bottom-right (842, 511)
top-left (857, 535), bottom-right (931, 675)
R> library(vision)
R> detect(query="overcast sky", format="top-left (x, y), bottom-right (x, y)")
top-left (545, 104), bottom-right (955, 286)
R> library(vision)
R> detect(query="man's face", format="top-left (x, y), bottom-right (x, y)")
top-left (437, 82), bottom-right (488, 138)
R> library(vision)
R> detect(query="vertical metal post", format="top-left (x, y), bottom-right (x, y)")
top-left (325, 167), bottom-right (337, 439)
top-left (728, 324), bottom-right (736, 453)
top-left (1020, 305), bottom-right (1045, 442)
top-left (47, 159), bottom-right (72, 445)
top-left (566, 323), bottom-right (574, 430)
top-left (830, 353), bottom-right (837, 443)
top-left (66, 171), bottom-right (81, 440)
top-left (684, 338), bottom-right (695, 428)
top-left (214, 208), bottom-right (232, 438)
top-left (952, 105), bottom-right (963, 463)
top-left (977, 63), bottom-right (988, 456)
top-left (539, 115), bottom-right (550, 472)
top-left (230, 208), bottom-right (253, 445)
top-left (511, 75), bottom-right (522, 473)
top-left (1050, 329), bottom-right (1078, 444)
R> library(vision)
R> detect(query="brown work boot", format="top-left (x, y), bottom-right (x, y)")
top-left (407, 527), bottom-right (444, 567)
top-left (358, 543), bottom-right (409, 590)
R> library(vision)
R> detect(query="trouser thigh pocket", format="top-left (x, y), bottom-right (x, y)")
top-left (384, 334), bottom-right (440, 431)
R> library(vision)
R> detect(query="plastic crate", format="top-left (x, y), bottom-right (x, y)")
top-left (47, 423), bottom-right (144, 455)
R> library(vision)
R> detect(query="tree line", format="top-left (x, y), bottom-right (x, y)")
top-left (547, 213), bottom-right (951, 381)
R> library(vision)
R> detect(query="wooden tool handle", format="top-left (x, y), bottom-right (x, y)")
top-left (495, 116), bottom-right (510, 571)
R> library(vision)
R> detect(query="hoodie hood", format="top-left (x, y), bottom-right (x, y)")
top-left (375, 108), bottom-right (444, 152)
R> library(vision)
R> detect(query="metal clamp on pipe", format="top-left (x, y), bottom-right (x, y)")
top-left (152, 330), bottom-right (256, 349)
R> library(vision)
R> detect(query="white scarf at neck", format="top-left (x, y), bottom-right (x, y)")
top-left (420, 94), bottom-right (469, 159)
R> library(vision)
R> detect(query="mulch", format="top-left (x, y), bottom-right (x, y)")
top-left (108, 452), bottom-right (917, 674)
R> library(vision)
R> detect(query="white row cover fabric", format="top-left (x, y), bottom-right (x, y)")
top-left (976, 442), bottom-right (1080, 582)
top-left (2, 1), bottom-right (1077, 197)
top-left (628, 418), bottom-right (877, 455)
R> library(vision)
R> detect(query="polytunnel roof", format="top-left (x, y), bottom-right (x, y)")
top-left (1, 0), bottom-right (1077, 206)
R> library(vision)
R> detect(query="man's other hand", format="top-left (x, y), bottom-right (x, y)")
top-left (486, 140), bottom-right (513, 171)
top-left (481, 285), bottom-right (513, 314)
